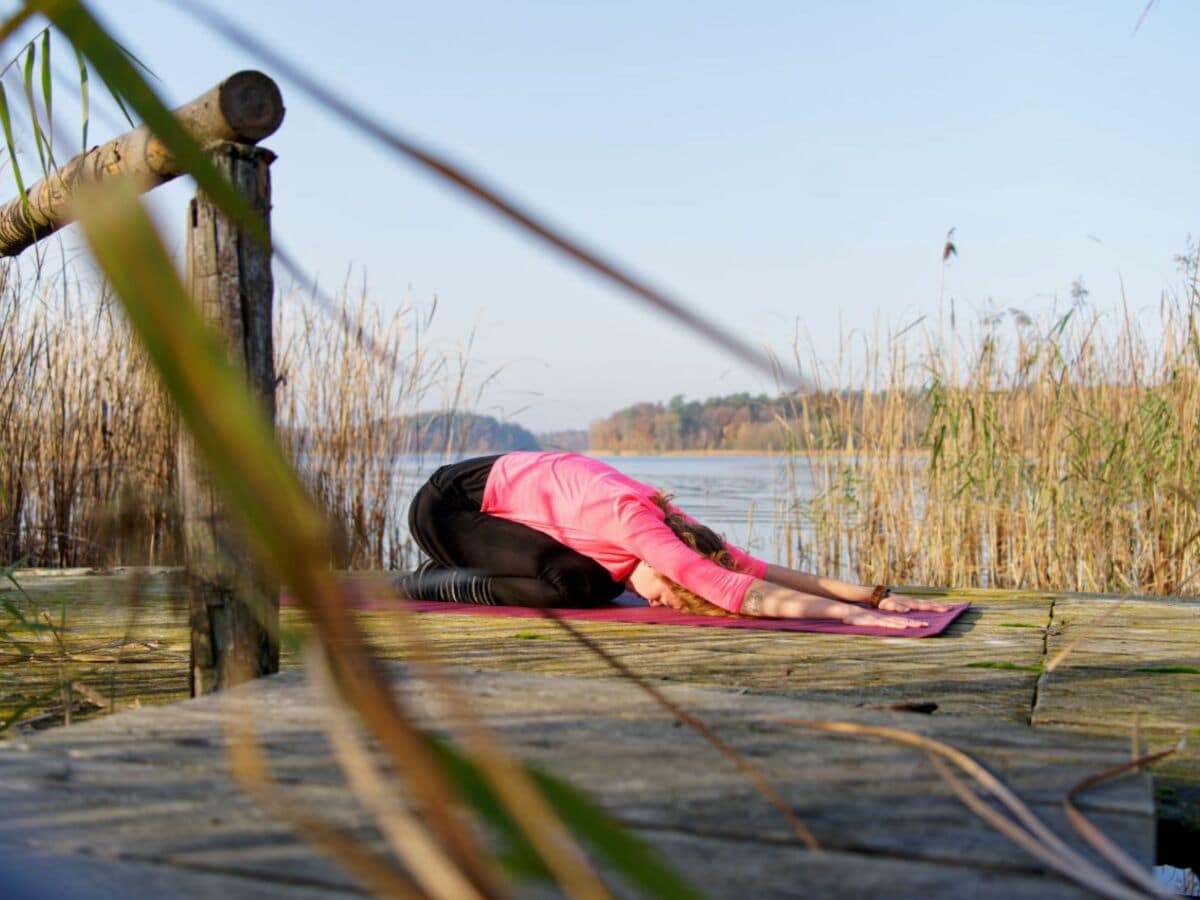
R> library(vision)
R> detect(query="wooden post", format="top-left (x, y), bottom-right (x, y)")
top-left (181, 141), bottom-right (279, 695)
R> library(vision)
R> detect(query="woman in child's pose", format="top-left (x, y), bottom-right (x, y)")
top-left (400, 452), bottom-right (949, 629)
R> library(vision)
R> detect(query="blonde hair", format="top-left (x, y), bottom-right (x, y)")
top-left (650, 492), bottom-right (743, 617)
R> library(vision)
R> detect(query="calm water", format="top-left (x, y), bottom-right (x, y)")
top-left (397, 453), bottom-right (809, 567)
top-left (589, 454), bottom-right (806, 561)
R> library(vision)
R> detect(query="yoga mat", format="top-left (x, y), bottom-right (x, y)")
top-left (292, 586), bottom-right (970, 638)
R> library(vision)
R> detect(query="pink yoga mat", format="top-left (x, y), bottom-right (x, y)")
top-left (293, 586), bottom-right (971, 638)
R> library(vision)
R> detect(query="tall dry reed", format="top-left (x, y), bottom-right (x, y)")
top-left (0, 268), bottom-right (176, 567)
top-left (275, 286), bottom-right (471, 570)
top-left (786, 257), bottom-right (1200, 595)
top-left (0, 269), bottom-right (460, 570)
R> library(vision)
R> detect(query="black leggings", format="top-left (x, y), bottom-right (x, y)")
top-left (407, 456), bottom-right (624, 608)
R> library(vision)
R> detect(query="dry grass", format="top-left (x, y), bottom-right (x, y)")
top-left (274, 287), bottom-right (470, 570)
top-left (0, 269), bottom-right (176, 567)
top-left (0, 269), bottom-right (459, 570)
top-left (786, 253), bottom-right (1200, 595)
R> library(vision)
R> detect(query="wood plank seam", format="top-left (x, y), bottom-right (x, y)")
top-left (1029, 594), bottom-right (1057, 726)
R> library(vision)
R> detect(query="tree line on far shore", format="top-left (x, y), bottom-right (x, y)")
top-left (296, 392), bottom-right (886, 456)
top-left (360, 393), bottom-right (911, 455)
top-left (587, 391), bottom-right (914, 453)
top-left (400, 392), bottom-right (920, 455)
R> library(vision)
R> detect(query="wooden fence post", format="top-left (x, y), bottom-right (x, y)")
top-left (180, 141), bottom-right (279, 695)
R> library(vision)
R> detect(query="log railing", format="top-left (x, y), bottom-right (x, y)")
top-left (0, 69), bottom-right (283, 258)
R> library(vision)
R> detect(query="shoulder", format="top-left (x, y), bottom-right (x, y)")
top-left (609, 489), bottom-right (671, 540)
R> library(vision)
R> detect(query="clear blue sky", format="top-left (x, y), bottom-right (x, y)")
top-left (8, 1), bottom-right (1199, 431)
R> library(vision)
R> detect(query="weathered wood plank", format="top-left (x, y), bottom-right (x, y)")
top-left (0, 846), bottom-right (359, 900)
top-left (1034, 593), bottom-right (1200, 839)
top-left (0, 667), bottom-right (1156, 898)
top-left (8, 570), bottom-right (1197, 869)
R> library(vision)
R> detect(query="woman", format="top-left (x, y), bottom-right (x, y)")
top-left (399, 451), bottom-right (950, 629)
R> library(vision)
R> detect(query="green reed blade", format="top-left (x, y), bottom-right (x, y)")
top-left (35, 0), bottom-right (269, 248)
top-left (76, 181), bottom-right (306, 570)
top-left (21, 42), bottom-right (48, 175)
top-left (425, 733), bottom-right (704, 899)
top-left (73, 44), bottom-right (87, 149)
top-left (40, 29), bottom-right (52, 150)
top-left (0, 82), bottom-right (31, 218)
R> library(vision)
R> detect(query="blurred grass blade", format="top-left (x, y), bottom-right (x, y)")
top-left (924, 755), bottom-right (1144, 900)
top-left (225, 704), bottom-right (426, 899)
top-left (35, 0), bottom-right (268, 247)
top-left (533, 767), bottom-right (706, 900)
top-left (775, 718), bottom-right (1149, 900)
top-left (306, 643), bottom-right (487, 900)
top-left (543, 611), bottom-right (820, 850)
top-left (1, 599), bottom-right (37, 655)
top-left (0, 9), bottom-right (35, 45)
top-left (76, 181), bottom-right (312, 564)
top-left (425, 734), bottom-right (704, 900)
top-left (395, 612), bottom-right (615, 899)
top-left (74, 178), bottom-right (504, 896)
top-left (1044, 602), bottom-right (1124, 672)
top-left (1064, 746), bottom-right (1179, 897)
top-left (2, 600), bottom-right (35, 626)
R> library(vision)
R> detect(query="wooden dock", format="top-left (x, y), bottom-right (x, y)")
top-left (1, 572), bottom-right (1196, 897)
top-left (352, 582), bottom-right (1199, 839)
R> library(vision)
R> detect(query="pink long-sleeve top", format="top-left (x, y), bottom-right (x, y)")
top-left (481, 451), bottom-right (766, 613)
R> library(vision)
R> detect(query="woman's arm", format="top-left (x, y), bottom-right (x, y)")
top-left (760, 564), bottom-right (952, 614)
top-left (739, 579), bottom-right (927, 629)
top-left (761, 564), bottom-right (873, 603)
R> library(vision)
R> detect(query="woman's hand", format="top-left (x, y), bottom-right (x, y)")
top-left (876, 593), bottom-right (953, 614)
top-left (843, 607), bottom-right (928, 629)
top-left (742, 580), bottom-right (925, 626)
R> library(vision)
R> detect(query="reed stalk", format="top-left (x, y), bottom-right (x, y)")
top-left (785, 261), bottom-right (1200, 595)
top-left (0, 272), bottom-right (456, 571)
